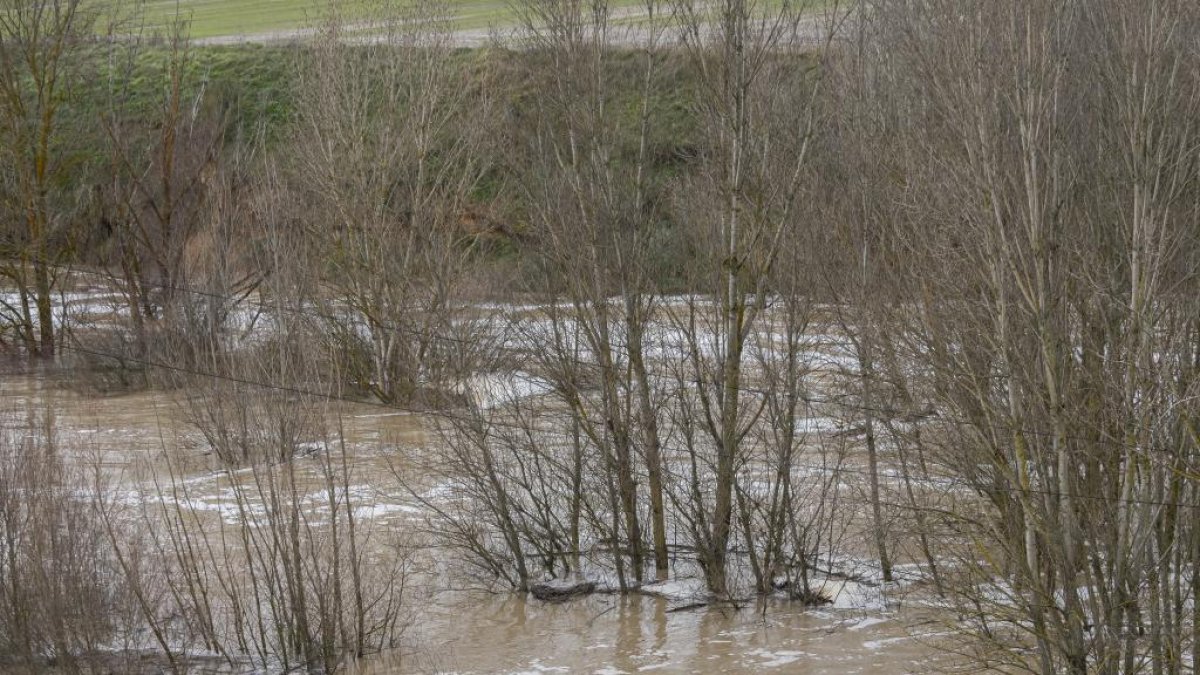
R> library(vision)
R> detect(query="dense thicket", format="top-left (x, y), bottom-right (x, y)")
top-left (1, 0), bottom-right (1199, 673)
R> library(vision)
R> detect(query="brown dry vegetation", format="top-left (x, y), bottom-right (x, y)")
top-left (0, 0), bottom-right (1199, 673)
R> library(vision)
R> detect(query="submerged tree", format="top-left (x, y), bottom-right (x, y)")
top-left (853, 0), bottom-right (1200, 670)
top-left (0, 0), bottom-right (91, 356)
top-left (668, 0), bottom-right (838, 597)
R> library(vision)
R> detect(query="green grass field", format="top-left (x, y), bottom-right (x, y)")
top-left (131, 0), bottom-right (834, 41)
top-left (134, 0), bottom-right (568, 39)
top-left (139, 0), bottom-right (337, 38)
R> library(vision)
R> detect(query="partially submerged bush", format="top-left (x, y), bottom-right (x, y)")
top-left (0, 413), bottom-right (136, 671)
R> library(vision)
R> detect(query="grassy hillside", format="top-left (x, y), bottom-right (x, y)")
top-left (60, 41), bottom-right (709, 283)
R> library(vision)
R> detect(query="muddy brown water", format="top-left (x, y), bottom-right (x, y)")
top-left (1, 366), bottom-right (954, 674)
top-left (363, 592), bottom-right (950, 674)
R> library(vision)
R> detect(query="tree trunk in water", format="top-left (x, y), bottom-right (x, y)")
top-left (629, 308), bottom-right (669, 581)
top-left (34, 260), bottom-right (54, 358)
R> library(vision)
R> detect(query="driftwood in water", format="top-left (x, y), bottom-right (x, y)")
top-left (531, 580), bottom-right (597, 602)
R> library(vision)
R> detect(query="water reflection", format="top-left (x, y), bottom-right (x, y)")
top-left (371, 589), bottom-right (940, 674)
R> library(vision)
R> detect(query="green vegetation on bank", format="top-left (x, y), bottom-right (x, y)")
top-left (84, 43), bottom-right (299, 129)
top-left (74, 42), bottom-right (701, 141)
top-left (58, 41), bottom-right (714, 286)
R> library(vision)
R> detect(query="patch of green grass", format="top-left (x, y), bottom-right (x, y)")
top-left (130, 0), bottom-right (525, 39)
top-left (134, 0), bottom-right (348, 38)
top-left (116, 0), bottom-right (837, 41)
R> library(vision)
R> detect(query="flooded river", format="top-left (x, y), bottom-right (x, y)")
top-left (370, 592), bottom-right (947, 674)
top-left (1, 364), bottom-right (953, 674)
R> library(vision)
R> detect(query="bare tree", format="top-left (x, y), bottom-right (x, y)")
top-left (0, 0), bottom-right (91, 357)
top-left (97, 14), bottom-right (236, 365)
top-left (291, 0), bottom-right (493, 405)
top-left (512, 0), bottom-right (671, 586)
top-left (854, 0), bottom-right (1200, 670)
top-left (667, 0), bottom-right (836, 597)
